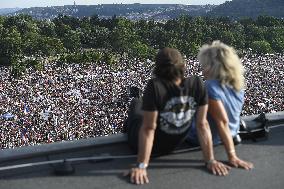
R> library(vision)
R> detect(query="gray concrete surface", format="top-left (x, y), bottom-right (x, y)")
top-left (0, 124), bottom-right (283, 189)
top-left (1, 111), bottom-right (283, 163)
top-left (0, 112), bottom-right (283, 189)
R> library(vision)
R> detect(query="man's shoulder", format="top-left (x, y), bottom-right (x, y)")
top-left (186, 75), bottom-right (200, 80)
top-left (183, 75), bottom-right (204, 88)
top-left (148, 78), bottom-right (166, 87)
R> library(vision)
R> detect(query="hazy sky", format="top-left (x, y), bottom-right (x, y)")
top-left (0, 0), bottom-right (232, 8)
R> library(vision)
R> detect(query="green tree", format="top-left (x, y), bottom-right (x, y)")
top-left (25, 57), bottom-right (44, 71)
top-left (4, 14), bottom-right (38, 35)
top-left (62, 30), bottom-right (81, 52)
top-left (250, 40), bottom-right (273, 54)
top-left (230, 23), bottom-right (246, 49)
top-left (264, 27), bottom-right (284, 52)
top-left (10, 55), bottom-right (26, 78)
top-left (148, 25), bottom-right (168, 49)
top-left (22, 31), bottom-right (41, 56)
top-left (89, 26), bottom-right (110, 49)
top-left (37, 20), bottom-right (56, 37)
top-left (245, 25), bottom-right (265, 43)
top-left (239, 17), bottom-right (255, 26)
top-left (110, 18), bottom-right (137, 54)
top-left (40, 37), bottom-right (65, 56)
top-left (0, 26), bottom-right (22, 58)
top-left (221, 30), bottom-right (236, 46)
top-left (103, 52), bottom-right (117, 65)
top-left (129, 41), bottom-right (154, 59)
top-left (0, 16), bottom-right (4, 25)
top-left (256, 15), bottom-right (280, 27)
top-left (53, 15), bottom-right (80, 30)
top-left (271, 37), bottom-right (284, 53)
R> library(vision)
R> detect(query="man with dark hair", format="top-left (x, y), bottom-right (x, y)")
top-left (126, 47), bottom-right (231, 185)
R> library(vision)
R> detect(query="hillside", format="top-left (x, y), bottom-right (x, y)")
top-left (0, 8), bottom-right (22, 15)
top-left (4, 1), bottom-right (284, 20)
top-left (8, 4), bottom-right (215, 20)
top-left (208, 0), bottom-right (284, 18)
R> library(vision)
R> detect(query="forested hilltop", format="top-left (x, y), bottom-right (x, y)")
top-left (0, 14), bottom-right (284, 77)
top-left (209, 0), bottom-right (284, 18)
top-left (0, 8), bottom-right (21, 15)
top-left (5, 0), bottom-right (284, 20)
top-left (7, 4), bottom-right (215, 20)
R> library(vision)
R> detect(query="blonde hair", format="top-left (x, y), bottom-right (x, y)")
top-left (198, 41), bottom-right (245, 91)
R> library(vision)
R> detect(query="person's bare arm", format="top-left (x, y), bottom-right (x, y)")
top-left (196, 104), bottom-right (231, 176)
top-left (208, 99), bottom-right (253, 170)
top-left (130, 110), bottom-right (158, 185)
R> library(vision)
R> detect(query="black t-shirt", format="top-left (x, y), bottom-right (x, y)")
top-left (142, 76), bottom-right (208, 154)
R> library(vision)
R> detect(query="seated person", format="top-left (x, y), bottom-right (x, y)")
top-left (187, 41), bottom-right (254, 170)
top-left (125, 47), bottom-right (231, 185)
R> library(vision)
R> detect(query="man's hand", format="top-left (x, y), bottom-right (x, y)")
top-left (130, 167), bottom-right (149, 185)
top-left (206, 160), bottom-right (231, 176)
top-left (229, 156), bottom-right (254, 170)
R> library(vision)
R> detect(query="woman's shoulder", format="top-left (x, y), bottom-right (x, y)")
top-left (205, 79), bottom-right (222, 89)
top-left (205, 79), bottom-right (220, 85)
top-left (204, 79), bottom-right (223, 96)
top-left (205, 79), bottom-right (244, 97)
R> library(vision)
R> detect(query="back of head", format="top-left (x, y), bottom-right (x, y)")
top-left (198, 41), bottom-right (245, 91)
top-left (153, 47), bottom-right (185, 81)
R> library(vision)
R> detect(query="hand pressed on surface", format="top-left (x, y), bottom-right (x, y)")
top-left (229, 156), bottom-right (254, 170)
top-left (206, 160), bottom-right (231, 176)
top-left (128, 167), bottom-right (149, 185)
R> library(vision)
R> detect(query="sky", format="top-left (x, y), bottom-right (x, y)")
top-left (0, 0), bottom-right (232, 9)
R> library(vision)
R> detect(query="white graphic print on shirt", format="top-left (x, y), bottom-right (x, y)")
top-left (159, 96), bottom-right (197, 134)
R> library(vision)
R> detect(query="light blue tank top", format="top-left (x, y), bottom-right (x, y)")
top-left (206, 79), bottom-right (244, 143)
top-left (187, 79), bottom-right (244, 145)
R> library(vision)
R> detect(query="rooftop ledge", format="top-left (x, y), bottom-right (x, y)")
top-left (1, 111), bottom-right (284, 163)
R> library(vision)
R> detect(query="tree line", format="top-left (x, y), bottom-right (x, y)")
top-left (0, 14), bottom-right (284, 76)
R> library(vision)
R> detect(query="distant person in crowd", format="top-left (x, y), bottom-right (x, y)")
top-left (126, 47), bottom-right (230, 185)
top-left (187, 41), bottom-right (254, 170)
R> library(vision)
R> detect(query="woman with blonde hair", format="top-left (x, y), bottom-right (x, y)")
top-left (192, 40), bottom-right (254, 170)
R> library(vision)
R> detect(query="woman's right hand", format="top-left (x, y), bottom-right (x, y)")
top-left (229, 156), bottom-right (254, 170)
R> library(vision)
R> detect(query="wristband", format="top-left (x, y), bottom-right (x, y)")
top-left (137, 162), bottom-right (148, 169)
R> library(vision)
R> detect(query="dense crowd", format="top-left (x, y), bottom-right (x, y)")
top-left (0, 52), bottom-right (283, 149)
top-left (242, 53), bottom-right (284, 115)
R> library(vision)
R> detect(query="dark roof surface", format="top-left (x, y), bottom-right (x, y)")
top-left (0, 112), bottom-right (284, 189)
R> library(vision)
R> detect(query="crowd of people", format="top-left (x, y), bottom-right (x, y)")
top-left (242, 53), bottom-right (284, 115)
top-left (0, 52), bottom-right (283, 149)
